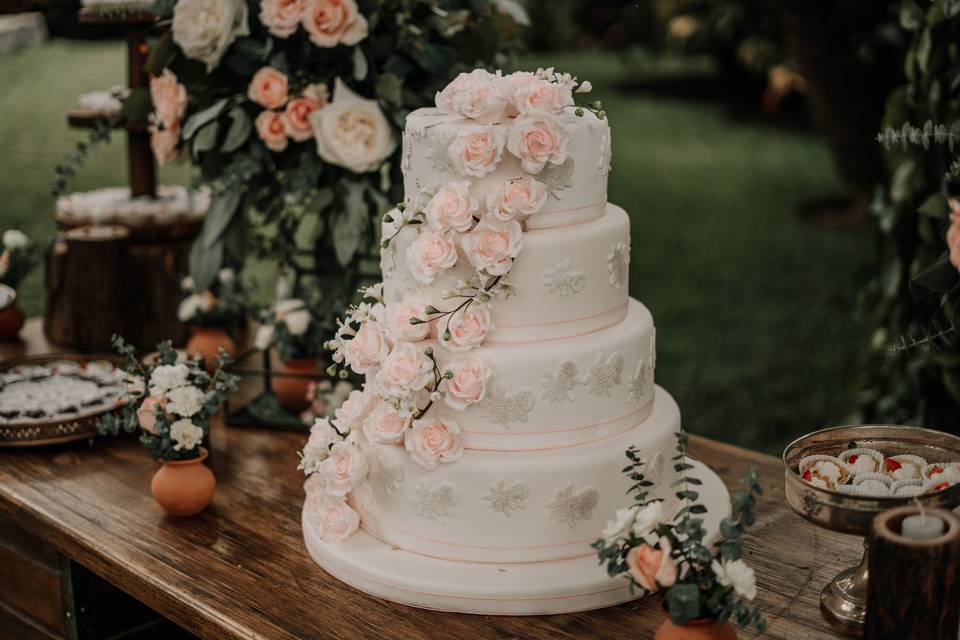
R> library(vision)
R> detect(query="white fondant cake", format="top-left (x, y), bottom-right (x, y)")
top-left (303, 68), bottom-right (729, 615)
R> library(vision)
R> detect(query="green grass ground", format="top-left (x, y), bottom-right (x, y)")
top-left (0, 42), bottom-right (874, 454)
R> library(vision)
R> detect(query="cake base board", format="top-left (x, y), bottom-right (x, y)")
top-left (302, 458), bottom-right (731, 615)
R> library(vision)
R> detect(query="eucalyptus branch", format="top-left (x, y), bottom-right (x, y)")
top-left (889, 321), bottom-right (957, 354)
top-left (876, 120), bottom-right (960, 153)
top-left (51, 120), bottom-right (112, 197)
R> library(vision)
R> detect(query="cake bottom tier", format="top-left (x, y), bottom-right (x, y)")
top-left (302, 458), bottom-right (730, 615)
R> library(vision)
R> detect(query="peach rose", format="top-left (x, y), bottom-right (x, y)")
top-left (342, 320), bottom-right (389, 374)
top-left (301, 0), bottom-right (368, 48)
top-left (304, 494), bottom-right (360, 543)
top-left (149, 69), bottom-right (187, 132)
top-left (248, 67), bottom-right (289, 109)
top-left (405, 228), bottom-right (458, 284)
top-left (375, 342), bottom-right (434, 399)
top-left (150, 125), bottom-right (180, 165)
top-left (259, 0), bottom-right (305, 38)
top-left (362, 403), bottom-right (409, 445)
top-left (486, 176), bottom-right (548, 221)
top-left (425, 181), bottom-right (478, 233)
top-left (137, 395), bottom-right (166, 434)
top-left (435, 69), bottom-right (509, 125)
top-left (948, 221), bottom-right (960, 271)
top-left (332, 386), bottom-right (378, 433)
top-left (513, 78), bottom-right (572, 114)
top-left (283, 97), bottom-right (322, 142)
top-left (439, 305), bottom-right (492, 352)
top-left (506, 112), bottom-right (570, 174)
top-left (386, 297), bottom-right (431, 343)
top-left (255, 110), bottom-right (289, 152)
top-left (447, 126), bottom-right (505, 178)
top-left (405, 416), bottom-right (463, 469)
top-left (626, 537), bottom-right (677, 592)
top-left (441, 356), bottom-right (491, 410)
top-left (461, 217), bottom-right (522, 276)
top-left (318, 440), bottom-right (368, 498)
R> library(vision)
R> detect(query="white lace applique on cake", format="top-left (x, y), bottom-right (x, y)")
top-left (379, 238), bottom-right (396, 279)
top-left (479, 384), bottom-right (535, 427)
top-left (540, 360), bottom-right (579, 403)
top-left (607, 241), bottom-right (630, 289)
top-left (401, 132), bottom-right (413, 176)
top-left (581, 352), bottom-right (625, 398)
top-left (599, 128), bottom-right (612, 176)
top-left (373, 453), bottom-right (404, 496)
top-left (627, 360), bottom-right (653, 405)
top-left (545, 483), bottom-right (599, 528)
top-left (543, 259), bottom-right (586, 301)
top-left (649, 327), bottom-right (657, 371)
top-left (411, 478), bottom-right (457, 522)
top-left (649, 452), bottom-right (665, 484)
top-left (539, 157), bottom-right (575, 199)
top-left (482, 479), bottom-right (529, 517)
top-left (424, 132), bottom-right (457, 174)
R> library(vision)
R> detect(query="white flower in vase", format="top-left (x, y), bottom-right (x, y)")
top-left (169, 419), bottom-right (204, 451)
top-left (711, 558), bottom-right (757, 601)
top-left (165, 385), bottom-right (208, 418)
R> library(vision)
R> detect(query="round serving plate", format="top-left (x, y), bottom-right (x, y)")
top-left (0, 353), bottom-right (137, 447)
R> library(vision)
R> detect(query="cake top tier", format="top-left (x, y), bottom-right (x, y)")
top-left (401, 68), bottom-right (610, 231)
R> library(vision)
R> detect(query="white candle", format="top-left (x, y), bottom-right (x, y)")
top-left (901, 514), bottom-right (945, 540)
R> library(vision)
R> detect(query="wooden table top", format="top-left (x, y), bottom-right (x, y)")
top-left (0, 320), bottom-right (858, 639)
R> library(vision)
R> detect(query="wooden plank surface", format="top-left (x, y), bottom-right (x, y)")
top-left (0, 320), bottom-right (860, 639)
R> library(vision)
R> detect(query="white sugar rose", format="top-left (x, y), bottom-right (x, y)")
top-left (386, 297), bottom-right (431, 343)
top-left (602, 505), bottom-right (640, 543)
top-left (259, 0), bottom-right (305, 38)
top-left (149, 364), bottom-right (190, 396)
top-left (165, 385), bottom-right (207, 417)
top-left (310, 78), bottom-right (395, 173)
top-left (299, 417), bottom-right (341, 474)
top-left (461, 217), bottom-right (523, 276)
top-left (405, 417), bottom-right (463, 470)
top-left (332, 386), bottom-right (377, 433)
top-left (486, 176), bottom-right (547, 221)
top-left (318, 440), bottom-right (368, 498)
top-left (439, 305), bottom-right (492, 352)
top-left (304, 495), bottom-right (360, 543)
top-left (342, 320), bottom-right (389, 374)
top-left (506, 112), bottom-right (570, 174)
top-left (301, 0), bottom-right (368, 48)
top-left (406, 229), bottom-right (458, 284)
top-left (376, 342), bottom-right (434, 399)
top-left (513, 78), bottom-right (572, 115)
top-left (169, 419), bottom-right (204, 451)
top-left (425, 181), bottom-right (478, 233)
top-left (631, 500), bottom-right (666, 541)
top-left (172, 0), bottom-right (249, 72)
top-left (435, 69), bottom-right (509, 124)
top-left (362, 402), bottom-right (409, 445)
top-left (447, 126), bottom-right (505, 178)
top-left (276, 299), bottom-right (312, 336)
top-left (441, 356), bottom-right (491, 411)
top-left (711, 558), bottom-right (757, 601)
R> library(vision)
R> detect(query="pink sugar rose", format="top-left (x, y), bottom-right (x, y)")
top-left (149, 69), bottom-right (187, 132)
top-left (441, 356), bottom-right (491, 411)
top-left (248, 67), bottom-right (289, 109)
top-left (439, 305), bottom-right (492, 352)
top-left (626, 537), bottom-right (677, 592)
top-left (342, 320), bottom-right (389, 375)
top-left (303, 473), bottom-right (325, 495)
top-left (447, 126), bottom-right (505, 178)
top-left (948, 220), bottom-right (960, 271)
top-left (318, 440), bottom-right (368, 498)
top-left (405, 416), bottom-right (463, 470)
top-left (283, 97), bottom-right (322, 142)
top-left (513, 78), bottom-right (573, 115)
top-left (406, 228), bottom-right (459, 284)
top-left (461, 217), bottom-right (523, 276)
top-left (304, 494), bottom-right (360, 543)
top-left (435, 69), bottom-right (509, 125)
top-left (375, 342), bottom-right (434, 399)
top-left (136, 395), bottom-right (166, 434)
top-left (332, 386), bottom-right (378, 433)
top-left (362, 403), bottom-right (409, 445)
top-left (150, 125), bottom-right (180, 165)
top-left (425, 181), bottom-right (478, 233)
top-left (302, 0), bottom-right (368, 48)
top-left (259, 0), bottom-right (305, 38)
top-left (255, 110), bottom-right (289, 152)
top-left (486, 176), bottom-right (548, 221)
top-left (506, 112), bottom-right (570, 174)
top-left (387, 297), bottom-right (431, 343)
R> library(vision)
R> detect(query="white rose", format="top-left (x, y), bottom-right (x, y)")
top-left (405, 416), bottom-right (463, 470)
top-left (405, 229), bottom-right (459, 285)
top-left (375, 342), bottom-right (434, 399)
top-left (711, 558), bottom-right (757, 601)
top-left (425, 181), bottom-right (478, 233)
top-left (513, 78), bottom-right (572, 114)
top-left (362, 402), bottom-right (409, 445)
top-left (447, 126), bottom-right (505, 178)
top-left (318, 441), bottom-right (368, 498)
top-left (149, 364), bottom-right (190, 396)
top-left (165, 385), bottom-right (208, 417)
top-left (441, 356), bottom-right (491, 410)
top-left (342, 320), bottom-right (389, 374)
top-left (506, 111), bottom-right (570, 174)
top-left (386, 297), bottom-right (431, 343)
top-left (276, 298), bottom-right (312, 336)
top-left (172, 0), bottom-right (250, 72)
top-left (303, 495), bottom-right (360, 544)
top-left (631, 500), bottom-right (666, 541)
top-left (169, 418), bottom-right (204, 451)
top-left (310, 77), bottom-right (396, 173)
top-left (332, 386), bottom-right (378, 433)
top-left (438, 305), bottom-right (492, 352)
top-left (486, 176), bottom-right (547, 221)
top-left (3, 230), bottom-right (28, 249)
top-left (298, 417), bottom-right (341, 474)
top-left (177, 293), bottom-right (214, 322)
top-left (435, 69), bottom-right (509, 124)
top-left (602, 505), bottom-right (640, 543)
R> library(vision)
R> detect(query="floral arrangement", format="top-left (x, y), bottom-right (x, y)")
top-left (0, 229), bottom-right (40, 290)
top-left (98, 338), bottom-right (239, 460)
top-left (592, 433), bottom-right (766, 631)
top-left (177, 267), bottom-right (250, 329)
top-left (255, 296), bottom-right (327, 361)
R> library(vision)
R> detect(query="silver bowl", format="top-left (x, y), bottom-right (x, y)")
top-left (783, 425), bottom-right (960, 629)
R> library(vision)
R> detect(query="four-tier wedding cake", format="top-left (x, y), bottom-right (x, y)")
top-left (300, 68), bottom-right (729, 615)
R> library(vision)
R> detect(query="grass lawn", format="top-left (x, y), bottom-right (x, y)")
top-left (0, 41), bottom-right (874, 454)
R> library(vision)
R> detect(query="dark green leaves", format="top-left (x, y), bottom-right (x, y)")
top-left (221, 106), bottom-right (252, 153)
top-left (333, 181), bottom-right (370, 267)
top-left (665, 584), bottom-right (702, 625)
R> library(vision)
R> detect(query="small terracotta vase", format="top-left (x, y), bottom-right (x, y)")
top-left (273, 357), bottom-right (319, 413)
top-left (150, 448), bottom-right (216, 516)
top-left (655, 617), bottom-right (737, 640)
top-left (186, 326), bottom-right (237, 370)
top-left (0, 303), bottom-right (25, 340)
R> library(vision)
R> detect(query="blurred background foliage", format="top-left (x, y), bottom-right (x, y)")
top-left (2, 0), bottom-right (957, 452)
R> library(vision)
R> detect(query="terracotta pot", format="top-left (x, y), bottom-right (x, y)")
top-left (150, 448), bottom-right (216, 516)
top-left (186, 326), bottom-right (237, 370)
top-left (273, 357), bottom-right (319, 413)
top-left (0, 303), bottom-right (25, 340)
top-left (655, 617), bottom-right (737, 640)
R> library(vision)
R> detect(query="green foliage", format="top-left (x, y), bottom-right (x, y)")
top-left (51, 120), bottom-right (112, 197)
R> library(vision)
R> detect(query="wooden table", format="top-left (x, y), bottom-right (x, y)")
top-left (0, 320), bottom-right (860, 639)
